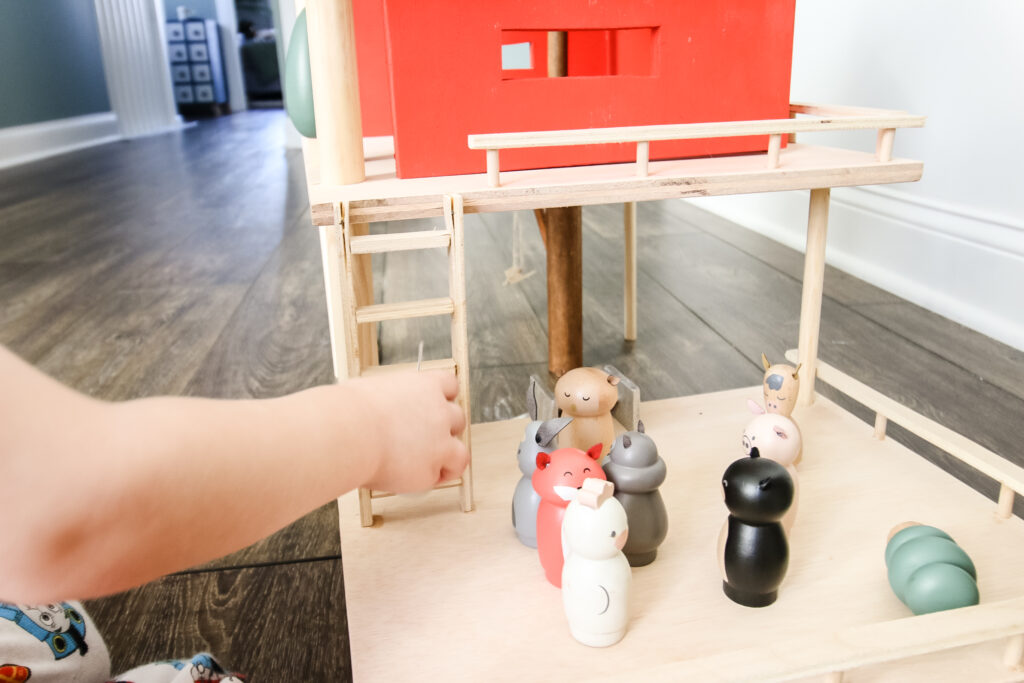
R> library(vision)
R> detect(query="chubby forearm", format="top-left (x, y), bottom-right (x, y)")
top-left (3, 384), bottom-right (367, 601)
top-left (1, 345), bottom-right (466, 602)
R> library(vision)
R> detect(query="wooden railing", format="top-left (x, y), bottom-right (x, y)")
top-left (468, 102), bottom-right (925, 187)
top-left (786, 350), bottom-right (1024, 520)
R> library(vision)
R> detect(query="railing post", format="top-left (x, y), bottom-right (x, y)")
top-left (487, 149), bottom-right (500, 187)
top-left (767, 133), bottom-right (782, 168)
top-left (874, 413), bottom-right (888, 440)
top-left (876, 128), bottom-right (896, 162)
top-left (636, 141), bottom-right (649, 177)
top-left (1004, 633), bottom-right (1024, 668)
top-left (998, 483), bottom-right (1015, 519)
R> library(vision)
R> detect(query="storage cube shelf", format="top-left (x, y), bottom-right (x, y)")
top-left (167, 18), bottom-right (227, 115)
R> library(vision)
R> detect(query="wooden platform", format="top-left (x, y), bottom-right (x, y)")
top-left (309, 140), bottom-right (923, 223)
top-left (337, 386), bottom-right (1024, 682)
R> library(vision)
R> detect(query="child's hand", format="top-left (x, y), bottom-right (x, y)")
top-left (347, 370), bottom-right (469, 493)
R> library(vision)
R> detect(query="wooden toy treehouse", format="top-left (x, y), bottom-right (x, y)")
top-left (293, 1), bottom-right (1024, 679)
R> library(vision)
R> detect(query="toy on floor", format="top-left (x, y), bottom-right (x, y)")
top-left (561, 478), bottom-right (631, 647)
top-left (534, 443), bottom-right (606, 587)
top-left (555, 367), bottom-right (620, 460)
top-left (603, 421), bottom-right (669, 567)
top-left (744, 399), bottom-right (801, 533)
top-left (514, 378), bottom-right (574, 548)
top-left (719, 454), bottom-right (793, 607)
top-left (761, 353), bottom-right (801, 417)
top-left (885, 522), bottom-right (979, 615)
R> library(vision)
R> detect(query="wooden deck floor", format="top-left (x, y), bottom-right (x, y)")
top-left (1, 110), bottom-right (1021, 681)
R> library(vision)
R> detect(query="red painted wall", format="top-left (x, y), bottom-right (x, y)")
top-left (353, 0), bottom-right (393, 136)
top-left (381, 0), bottom-right (796, 179)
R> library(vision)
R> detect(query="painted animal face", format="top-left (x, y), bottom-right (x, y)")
top-left (555, 367), bottom-right (619, 418)
top-left (532, 445), bottom-right (605, 506)
top-left (722, 456), bottom-right (793, 522)
top-left (563, 479), bottom-right (629, 560)
top-left (743, 402), bottom-right (802, 467)
top-left (516, 417), bottom-right (572, 475)
top-left (761, 355), bottom-right (801, 417)
top-left (605, 428), bottom-right (666, 493)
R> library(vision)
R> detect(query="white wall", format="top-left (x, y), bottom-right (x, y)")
top-left (692, 0), bottom-right (1024, 351)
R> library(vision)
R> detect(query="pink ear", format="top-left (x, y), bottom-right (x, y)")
top-left (747, 399), bottom-right (766, 415)
top-left (536, 452), bottom-right (551, 469)
top-left (586, 443), bottom-right (603, 461)
top-left (773, 426), bottom-right (789, 439)
top-left (607, 375), bottom-right (620, 386)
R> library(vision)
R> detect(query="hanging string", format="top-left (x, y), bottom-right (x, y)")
top-left (503, 212), bottom-right (536, 286)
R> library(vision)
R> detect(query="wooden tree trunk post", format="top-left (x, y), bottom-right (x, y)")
top-left (546, 206), bottom-right (583, 377)
top-left (547, 31), bottom-right (567, 78)
top-left (305, 0), bottom-right (365, 185)
top-left (797, 187), bottom-right (830, 406)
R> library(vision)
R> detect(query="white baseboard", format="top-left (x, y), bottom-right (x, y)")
top-left (688, 188), bottom-right (1024, 352)
top-left (0, 112), bottom-right (121, 171)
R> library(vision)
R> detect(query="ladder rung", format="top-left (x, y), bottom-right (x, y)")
top-left (349, 230), bottom-right (451, 255)
top-left (355, 297), bottom-right (454, 324)
top-left (369, 478), bottom-right (464, 499)
top-left (360, 358), bottom-right (457, 377)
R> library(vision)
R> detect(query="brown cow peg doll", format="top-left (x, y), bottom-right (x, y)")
top-left (555, 367), bottom-right (620, 461)
top-left (761, 353), bottom-right (801, 418)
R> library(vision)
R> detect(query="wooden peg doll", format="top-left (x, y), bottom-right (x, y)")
top-left (761, 352), bottom-right (801, 418)
top-left (555, 367), bottom-right (620, 461)
top-left (513, 379), bottom-right (573, 547)
top-left (561, 478), bottom-right (631, 647)
top-left (603, 421), bottom-right (668, 566)
top-left (533, 444), bottom-right (606, 587)
top-left (719, 454), bottom-right (793, 607)
top-left (744, 399), bottom-right (801, 534)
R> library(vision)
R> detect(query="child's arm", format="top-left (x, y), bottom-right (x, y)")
top-left (0, 345), bottom-right (468, 602)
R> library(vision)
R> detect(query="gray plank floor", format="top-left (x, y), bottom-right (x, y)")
top-left (2, 110), bottom-right (1021, 681)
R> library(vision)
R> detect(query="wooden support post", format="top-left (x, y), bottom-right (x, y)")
top-left (874, 413), bottom-right (888, 440)
top-left (318, 219), bottom-right (348, 380)
top-left (305, 0), bottom-right (365, 185)
top-left (446, 194), bottom-right (474, 512)
top-left (998, 483), bottom-right (1015, 520)
top-left (1004, 633), bottom-right (1024, 668)
top-left (797, 187), bottom-right (830, 406)
top-left (547, 31), bottom-right (567, 77)
top-left (546, 206), bottom-right (583, 377)
top-left (788, 110), bottom-right (798, 144)
top-left (358, 488), bottom-right (373, 527)
top-left (876, 128), bottom-right (896, 162)
top-left (636, 141), bottom-right (650, 177)
top-left (767, 133), bottom-right (782, 168)
top-left (623, 202), bottom-right (637, 341)
top-left (486, 149), bottom-right (500, 187)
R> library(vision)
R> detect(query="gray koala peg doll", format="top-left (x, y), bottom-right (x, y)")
top-left (602, 421), bottom-right (668, 566)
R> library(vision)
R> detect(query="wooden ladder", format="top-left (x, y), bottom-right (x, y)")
top-left (337, 194), bottom-right (473, 527)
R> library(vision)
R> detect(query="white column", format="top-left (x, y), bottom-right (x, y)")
top-left (213, 0), bottom-right (248, 113)
top-left (93, 0), bottom-right (181, 138)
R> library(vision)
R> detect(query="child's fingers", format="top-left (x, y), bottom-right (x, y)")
top-left (437, 437), bottom-right (470, 483)
top-left (433, 371), bottom-right (459, 401)
top-left (447, 401), bottom-right (466, 436)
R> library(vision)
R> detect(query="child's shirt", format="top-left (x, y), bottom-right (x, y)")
top-left (0, 602), bottom-right (243, 682)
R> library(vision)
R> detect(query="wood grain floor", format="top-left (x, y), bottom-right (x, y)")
top-left (1, 110), bottom-right (1021, 681)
